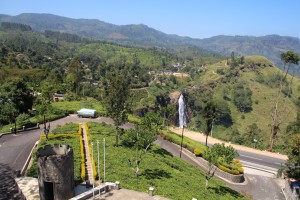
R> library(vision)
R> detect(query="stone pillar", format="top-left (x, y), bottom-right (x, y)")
top-left (37, 144), bottom-right (74, 200)
top-left (149, 187), bottom-right (154, 196)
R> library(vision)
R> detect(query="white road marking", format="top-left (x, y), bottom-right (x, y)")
top-left (240, 154), bottom-right (263, 161)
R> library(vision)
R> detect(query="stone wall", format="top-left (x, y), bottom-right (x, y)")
top-left (37, 144), bottom-right (74, 200)
top-left (0, 163), bottom-right (25, 200)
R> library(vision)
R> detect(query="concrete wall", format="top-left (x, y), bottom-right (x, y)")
top-left (37, 144), bottom-right (74, 200)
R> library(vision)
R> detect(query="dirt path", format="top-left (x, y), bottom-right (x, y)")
top-left (169, 127), bottom-right (288, 160)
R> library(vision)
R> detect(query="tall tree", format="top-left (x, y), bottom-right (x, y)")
top-left (103, 69), bottom-right (130, 146)
top-left (269, 51), bottom-right (300, 151)
top-left (125, 111), bottom-right (162, 177)
top-left (0, 79), bottom-right (33, 114)
top-left (203, 101), bottom-right (219, 147)
top-left (67, 57), bottom-right (83, 96)
top-left (35, 95), bottom-right (53, 140)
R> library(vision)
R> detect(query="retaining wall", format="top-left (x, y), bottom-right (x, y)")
top-left (196, 156), bottom-right (245, 183)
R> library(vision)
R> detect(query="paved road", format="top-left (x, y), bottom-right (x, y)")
top-left (0, 115), bottom-right (134, 172)
top-left (155, 136), bottom-right (285, 200)
top-left (0, 129), bottom-right (42, 171)
top-left (205, 141), bottom-right (285, 173)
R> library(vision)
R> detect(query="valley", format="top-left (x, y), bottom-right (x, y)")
top-left (0, 15), bottom-right (299, 200)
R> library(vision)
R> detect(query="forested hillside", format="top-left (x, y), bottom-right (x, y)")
top-left (1, 13), bottom-right (299, 74)
top-left (0, 23), bottom-right (299, 153)
top-left (186, 55), bottom-right (300, 152)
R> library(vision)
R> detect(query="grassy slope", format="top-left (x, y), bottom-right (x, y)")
top-left (87, 122), bottom-right (248, 200)
top-left (193, 56), bottom-right (300, 149)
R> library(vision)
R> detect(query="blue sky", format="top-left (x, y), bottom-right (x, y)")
top-left (1, 0), bottom-right (300, 39)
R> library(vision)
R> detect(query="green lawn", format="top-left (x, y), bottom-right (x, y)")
top-left (87, 122), bottom-right (248, 200)
top-left (52, 99), bottom-right (106, 115)
top-left (0, 111), bottom-right (66, 135)
top-left (160, 129), bottom-right (207, 153)
top-left (26, 123), bottom-right (83, 182)
top-left (52, 99), bottom-right (140, 124)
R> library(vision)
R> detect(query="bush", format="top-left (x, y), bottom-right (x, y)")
top-left (187, 146), bottom-right (194, 153)
top-left (78, 124), bottom-right (85, 181)
top-left (194, 148), bottom-right (202, 157)
top-left (218, 165), bottom-right (231, 173)
top-left (211, 143), bottom-right (238, 164)
top-left (237, 167), bottom-right (244, 174)
top-left (162, 133), bottom-right (173, 142)
top-left (230, 170), bottom-right (240, 175)
top-left (121, 129), bottom-right (137, 147)
top-left (218, 165), bottom-right (241, 175)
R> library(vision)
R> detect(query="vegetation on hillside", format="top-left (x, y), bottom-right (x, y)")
top-left (0, 24), bottom-right (300, 154)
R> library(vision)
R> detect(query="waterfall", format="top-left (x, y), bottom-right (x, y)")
top-left (178, 94), bottom-right (187, 128)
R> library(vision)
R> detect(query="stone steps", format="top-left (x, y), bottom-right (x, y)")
top-left (81, 124), bottom-right (95, 184)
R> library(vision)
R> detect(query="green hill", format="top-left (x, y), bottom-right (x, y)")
top-left (186, 56), bottom-right (300, 152)
top-left (1, 13), bottom-right (300, 74)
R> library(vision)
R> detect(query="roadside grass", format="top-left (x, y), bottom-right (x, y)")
top-left (87, 122), bottom-right (248, 200)
top-left (159, 129), bottom-right (207, 153)
top-left (52, 99), bottom-right (106, 115)
top-left (26, 123), bottom-right (83, 182)
top-left (51, 123), bottom-right (79, 134)
top-left (0, 111), bottom-right (65, 135)
top-left (52, 99), bottom-right (140, 124)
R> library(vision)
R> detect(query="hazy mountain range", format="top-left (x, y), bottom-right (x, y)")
top-left (1, 13), bottom-right (300, 71)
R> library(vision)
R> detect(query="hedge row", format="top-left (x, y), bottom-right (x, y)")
top-left (78, 124), bottom-right (86, 181)
top-left (40, 133), bottom-right (78, 139)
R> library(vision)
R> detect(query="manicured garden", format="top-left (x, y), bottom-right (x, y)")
top-left (86, 122), bottom-right (248, 199)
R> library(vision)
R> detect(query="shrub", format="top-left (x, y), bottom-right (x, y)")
top-left (238, 167), bottom-right (244, 174)
top-left (78, 124), bottom-right (85, 181)
top-left (230, 170), bottom-right (240, 175)
top-left (163, 133), bottom-right (172, 141)
top-left (187, 146), bottom-right (194, 153)
top-left (218, 165), bottom-right (231, 173)
top-left (194, 148), bottom-right (202, 157)
top-left (121, 129), bottom-right (137, 147)
top-left (218, 165), bottom-right (241, 175)
top-left (211, 143), bottom-right (238, 164)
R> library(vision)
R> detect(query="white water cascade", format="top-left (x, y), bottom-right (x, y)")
top-left (178, 93), bottom-right (187, 158)
top-left (178, 94), bottom-right (187, 128)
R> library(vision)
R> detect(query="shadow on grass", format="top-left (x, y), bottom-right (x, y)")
top-left (151, 148), bottom-right (173, 157)
top-left (141, 169), bottom-right (172, 179)
top-left (208, 186), bottom-right (244, 198)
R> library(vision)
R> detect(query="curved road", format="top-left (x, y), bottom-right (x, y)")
top-left (205, 141), bottom-right (285, 173)
top-left (0, 115), bottom-right (134, 172)
top-left (155, 136), bottom-right (285, 200)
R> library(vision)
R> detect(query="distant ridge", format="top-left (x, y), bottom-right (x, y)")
top-left (1, 13), bottom-right (300, 72)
